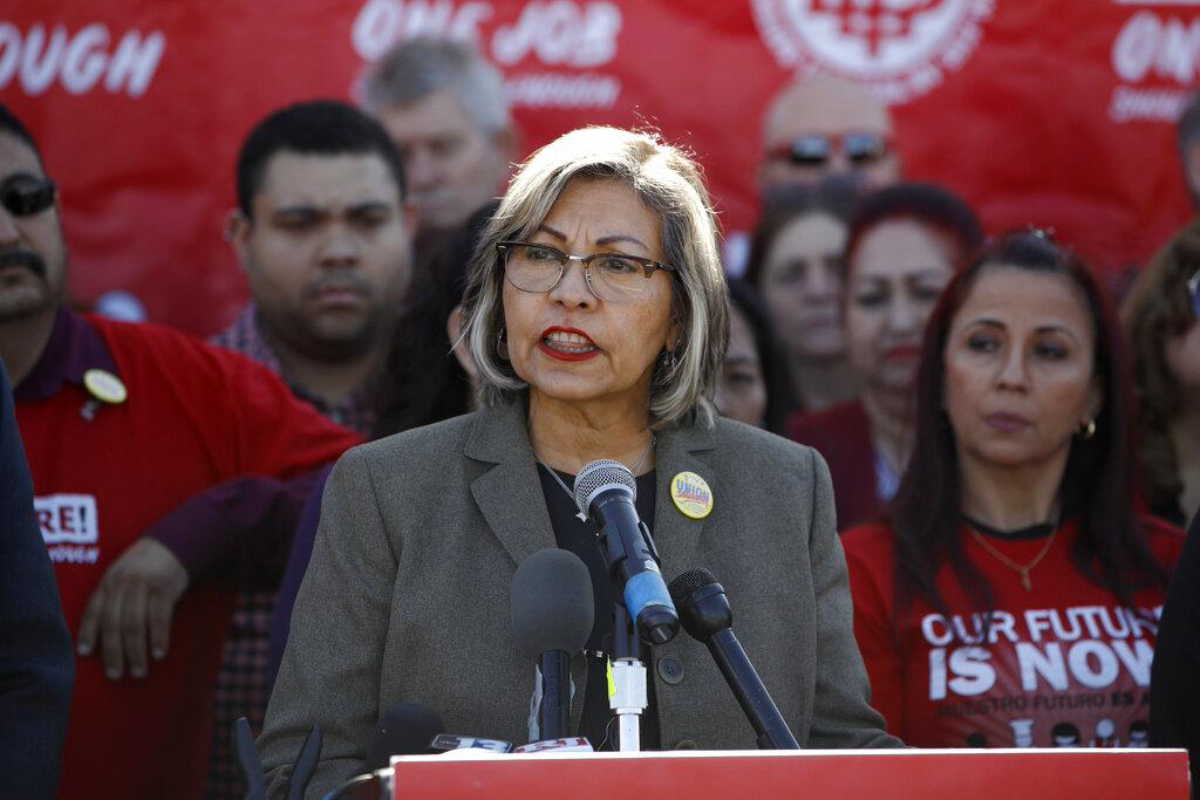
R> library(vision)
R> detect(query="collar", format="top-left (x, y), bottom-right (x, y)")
top-left (211, 303), bottom-right (375, 435)
top-left (13, 306), bottom-right (118, 402)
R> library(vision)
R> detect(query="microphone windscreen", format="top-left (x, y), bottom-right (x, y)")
top-left (363, 702), bottom-right (444, 771)
top-left (510, 549), bottom-right (594, 661)
top-left (572, 459), bottom-right (637, 516)
top-left (668, 567), bottom-right (718, 603)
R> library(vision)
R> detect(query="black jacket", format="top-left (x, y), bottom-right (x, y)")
top-left (0, 359), bottom-right (74, 798)
top-left (1151, 510), bottom-right (1200, 798)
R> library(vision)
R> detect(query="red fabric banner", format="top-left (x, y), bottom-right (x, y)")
top-left (2, 1), bottom-right (1196, 335)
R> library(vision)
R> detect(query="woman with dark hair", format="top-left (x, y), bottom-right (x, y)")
top-left (842, 231), bottom-right (1183, 748)
top-left (370, 201), bottom-right (495, 437)
top-left (788, 183), bottom-right (982, 530)
top-left (743, 178), bottom-right (860, 413)
top-left (1122, 221), bottom-right (1200, 526)
top-left (716, 279), bottom-right (797, 434)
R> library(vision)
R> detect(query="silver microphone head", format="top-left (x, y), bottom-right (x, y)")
top-left (572, 459), bottom-right (637, 518)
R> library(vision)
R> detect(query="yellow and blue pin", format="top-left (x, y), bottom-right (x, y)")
top-left (670, 471), bottom-right (713, 520)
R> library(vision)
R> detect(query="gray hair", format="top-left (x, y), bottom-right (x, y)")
top-left (362, 37), bottom-right (510, 135)
top-left (461, 126), bottom-right (729, 428)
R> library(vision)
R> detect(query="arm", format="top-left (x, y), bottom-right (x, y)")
top-left (843, 531), bottom-right (906, 738)
top-left (268, 467), bottom-right (331, 685)
top-left (1150, 511), bottom-right (1200, 791)
top-left (75, 345), bottom-right (361, 682)
top-left (258, 447), bottom-right (397, 798)
top-left (0, 361), bottom-right (74, 796)
top-left (803, 449), bottom-right (904, 748)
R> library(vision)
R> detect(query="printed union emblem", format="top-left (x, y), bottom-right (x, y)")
top-left (670, 471), bottom-right (713, 520)
top-left (753, 0), bottom-right (994, 102)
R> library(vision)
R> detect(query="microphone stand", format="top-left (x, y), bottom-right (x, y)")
top-left (609, 602), bottom-right (648, 751)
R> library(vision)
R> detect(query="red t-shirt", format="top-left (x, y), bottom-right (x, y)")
top-left (842, 516), bottom-right (1183, 748)
top-left (16, 312), bottom-right (361, 799)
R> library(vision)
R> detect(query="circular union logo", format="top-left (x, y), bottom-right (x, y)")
top-left (753, 0), bottom-right (994, 103)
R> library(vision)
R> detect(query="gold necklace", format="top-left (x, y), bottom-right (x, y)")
top-left (967, 524), bottom-right (1058, 592)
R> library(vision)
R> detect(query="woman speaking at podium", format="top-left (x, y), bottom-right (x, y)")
top-left (258, 126), bottom-right (897, 795)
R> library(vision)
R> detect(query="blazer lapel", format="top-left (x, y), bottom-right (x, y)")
top-left (465, 401), bottom-right (557, 566)
top-left (651, 420), bottom-right (717, 581)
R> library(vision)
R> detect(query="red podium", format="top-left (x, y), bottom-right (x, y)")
top-left (392, 748), bottom-right (1190, 799)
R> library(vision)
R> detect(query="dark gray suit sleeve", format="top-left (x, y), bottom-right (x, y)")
top-left (0, 360), bottom-right (75, 798)
top-left (803, 449), bottom-right (904, 748)
top-left (258, 447), bottom-right (397, 799)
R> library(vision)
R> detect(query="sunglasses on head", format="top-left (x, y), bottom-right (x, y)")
top-left (770, 132), bottom-right (891, 168)
top-left (1, 175), bottom-right (57, 217)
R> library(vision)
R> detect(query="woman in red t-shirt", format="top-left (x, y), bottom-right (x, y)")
top-left (843, 231), bottom-right (1183, 748)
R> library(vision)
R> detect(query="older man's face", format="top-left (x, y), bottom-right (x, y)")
top-left (377, 88), bottom-right (512, 232)
top-left (0, 132), bottom-right (67, 324)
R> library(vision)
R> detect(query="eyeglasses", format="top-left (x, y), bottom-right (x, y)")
top-left (497, 241), bottom-right (675, 304)
top-left (769, 132), bottom-right (891, 168)
top-left (1188, 269), bottom-right (1200, 320)
top-left (1, 176), bottom-right (57, 217)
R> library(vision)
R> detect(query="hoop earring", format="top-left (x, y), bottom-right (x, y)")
top-left (1078, 419), bottom-right (1096, 440)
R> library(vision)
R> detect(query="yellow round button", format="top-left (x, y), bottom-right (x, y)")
top-left (83, 369), bottom-right (128, 404)
top-left (670, 471), bottom-right (713, 520)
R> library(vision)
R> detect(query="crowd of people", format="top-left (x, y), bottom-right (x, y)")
top-left (1, 33), bottom-right (1198, 800)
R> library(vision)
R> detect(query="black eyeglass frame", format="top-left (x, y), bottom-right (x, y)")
top-left (0, 176), bottom-right (57, 217)
top-left (496, 240), bottom-right (676, 298)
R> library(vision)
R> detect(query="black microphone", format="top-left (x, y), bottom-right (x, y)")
top-left (363, 702), bottom-right (445, 771)
top-left (510, 549), bottom-right (594, 742)
top-left (233, 717), bottom-right (266, 800)
top-left (573, 460), bottom-right (680, 646)
top-left (668, 568), bottom-right (800, 750)
top-left (235, 716), bottom-right (321, 800)
top-left (286, 725), bottom-right (322, 800)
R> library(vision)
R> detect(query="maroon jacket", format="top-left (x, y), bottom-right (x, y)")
top-left (786, 400), bottom-right (881, 532)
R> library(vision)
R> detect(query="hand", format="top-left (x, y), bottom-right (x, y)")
top-left (77, 538), bottom-right (190, 680)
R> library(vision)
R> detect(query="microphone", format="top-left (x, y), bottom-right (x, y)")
top-left (234, 716), bottom-right (321, 800)
top-left (668, 568), bottom-right (799, 750)
top-left (363, 702), bottom-right (445, 770)
top-left (573, 460), bottom-right (680, 646)
top-left (510, 549), bottom-right (594, 742)
top-left (286, 725), bottom-right (322, 800)
top-left (233, 717), bottom-right (266, 800)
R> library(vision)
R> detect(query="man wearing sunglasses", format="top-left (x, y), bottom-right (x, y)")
top-left (0, 104), bottom-right (361, 799)
top-left (759, 73), bottom-right (901, 193)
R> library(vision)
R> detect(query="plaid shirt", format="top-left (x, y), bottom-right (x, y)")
top-left (205, 304), bottom-right (373, 799)
top-left (209, 304), bottom-right (376, 435)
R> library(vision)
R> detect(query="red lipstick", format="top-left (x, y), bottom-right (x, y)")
top-left (537, 326), bottom-right (601, 362)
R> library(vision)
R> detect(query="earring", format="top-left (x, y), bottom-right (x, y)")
top-left (497, 327), bottom-right (509, 361)
top-left (1078, 419), bottom-right (1096, 440)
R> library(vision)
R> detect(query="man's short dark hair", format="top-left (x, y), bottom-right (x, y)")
top-left (236, 100), bottom-right (407, 217)
top-left (1178, 91), bottom-right (1200, 154)
top-left (0, 104), bottom-right (43, 165)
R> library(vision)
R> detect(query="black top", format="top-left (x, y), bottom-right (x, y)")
top-left (1150, 511), bottom-right (1200, 798)
top-left (537, 464), bottom-right (661, 751)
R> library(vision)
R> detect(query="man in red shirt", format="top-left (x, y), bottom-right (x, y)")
top-left (0, 104), bottom-right (361, 798)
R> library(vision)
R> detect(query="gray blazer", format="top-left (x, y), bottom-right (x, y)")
top-left (259, 400), bottom-right (898, 797)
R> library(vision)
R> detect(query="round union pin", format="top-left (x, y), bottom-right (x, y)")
top-left (670, 471), bottom-right (713, 520)
top-left (83, 369), bottom-right (128, 405)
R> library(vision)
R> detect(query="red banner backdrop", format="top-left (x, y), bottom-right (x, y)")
top-left (2, 1), bottom-right (1197, 335)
